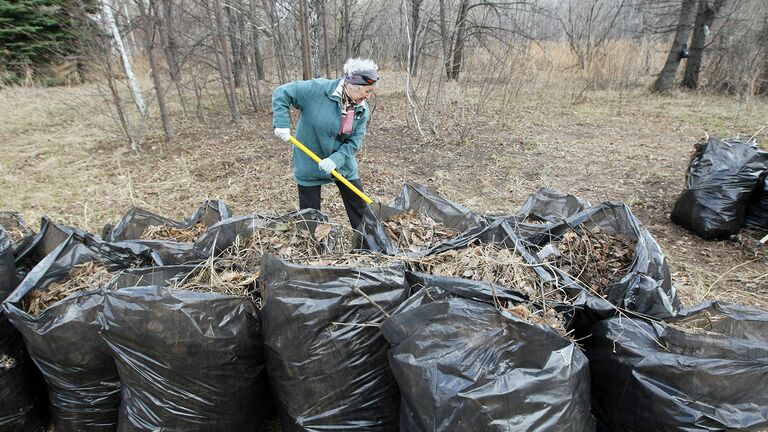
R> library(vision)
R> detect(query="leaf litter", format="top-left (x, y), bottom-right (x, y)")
top-left (545, 227), bottom-right (636, 297)
top-left (172, 221), bottom-right (358, 306)
top-left (140, 222), bottom-right (207, 242)
top-left (411, 240), bottom-right (567, 334)
top-left (0, 213), bottom-right (31, 243)
top-left (23, 261), bottom-right (114, 316)
top-left (383, 211), bottom-right (459, 252)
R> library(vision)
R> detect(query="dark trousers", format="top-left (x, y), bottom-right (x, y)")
top-left (298, 179), bottom-right (368, 230)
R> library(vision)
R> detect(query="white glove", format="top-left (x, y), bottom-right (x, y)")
top-left (318, 158), bottom-right (337, 174)
top-left (274, 128), bottom-right (291, 142)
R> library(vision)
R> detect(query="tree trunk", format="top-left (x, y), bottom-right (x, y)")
top-left (211, 0), bottom-right (241, 120)
top-left (343, 0), bottom-right (351, 59)
top-left (450, 0), bottom-right (469, 81)
top-left (137, 0), bottom-right (174, 140)
top-left (408, 0), bottom-right (422, 75)
top-left (262, 0), bottom-right (287, 83)
top-left (320, 0), bottom-right (332, 77)
top-left (299, 0), bottom-right (312, 79)
top-left (102, 0), bottom-right (146, 118)
top-left (101, 10), bottom-right (138, 151)
top-left (651, 0), bottom-right (697, 93)
top-left (248, 0), bottom-right (265, 80)
top-left (682, 0), bottom-right (726, 89)
top-left (439, 0), bottom-right (451, 79)
top-left (225, 0), bottom-right (245, 88)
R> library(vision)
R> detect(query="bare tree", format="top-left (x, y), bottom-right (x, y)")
top-left (102, 0), bottom-right (146, 118)
top-left (299, 0), bottom-right (313, 79)
top-left (652, 0), bottom-right (697, 93)
top-left (137, 0), bottom-right (174, 140)
top-left (556, 0), bottom-right (629, 71)
top-left (682, 0), bottom-right (727, 89)
top-left (320, 0), bottom-right (332, 77)
top-left (210, 0), bottom-right (241, 120)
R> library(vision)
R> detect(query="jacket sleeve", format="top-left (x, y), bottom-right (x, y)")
top-left (328, 108), bottom-right (369, 168)
top-left (271, 80), bottom-right (314, 129)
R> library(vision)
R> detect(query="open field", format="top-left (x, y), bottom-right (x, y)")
top-left (1, 72), bottom-right (767, 310)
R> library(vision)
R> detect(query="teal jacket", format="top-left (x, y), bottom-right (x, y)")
top-left (272, 78), bottom-right (369, 186)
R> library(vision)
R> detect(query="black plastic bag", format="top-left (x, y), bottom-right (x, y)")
top-left (587, 301), bottom-right (768, 431)
top-left (381, 281), bottom-right (594, 432)
top-left (13, 217), bottom-right (85, 279)
top-left (2, 233), bottom-right (154, 432)
top-left (671, 137), bottom-right (768, 240)
top-left (111, 239), bottom-right (204, 265)
top-left (100, 265), bottom-right (268, 432)
top-left (528, 202), bottom-right (681, 321)
top-left (486, 188), bottom-right (591, 240)
top-left (260, 255), bottom-right (408, 431)
top-left (358, 183), bottom-right (485, 255)
top-left (1, 228), bottom-right (47, 432)
top-left (744, 177), bottom-right (768, 230)
top-left (102, 199), bottom-right (231, 242)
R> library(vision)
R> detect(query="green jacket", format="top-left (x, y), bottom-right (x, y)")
top-left (272, 78), bottom-right (369, 187)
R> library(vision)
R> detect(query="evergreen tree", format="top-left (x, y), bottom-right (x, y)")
top-left (0, 0), bottom-right (75, 74)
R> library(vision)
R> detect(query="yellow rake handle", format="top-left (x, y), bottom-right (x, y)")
top-left (289, 135), bottom-right (373, 205)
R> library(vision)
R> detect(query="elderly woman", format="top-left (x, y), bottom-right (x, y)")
top-left (272, 58), bottom-right (378, 230)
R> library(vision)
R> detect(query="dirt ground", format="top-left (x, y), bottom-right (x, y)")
top-left (1, 75), bottom-right (767, 312)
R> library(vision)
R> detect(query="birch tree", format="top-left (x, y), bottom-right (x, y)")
top-left (102, 0), bottom-right (146, 118)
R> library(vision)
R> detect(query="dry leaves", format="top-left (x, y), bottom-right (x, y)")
top-left (383, 211), bottom-right (459, 252)
top-left (547, 228), bottom-right (636, 297)
top-left (411, 241), bottom-right (567, 333)
top-left (173, 221), bottom-right (356, 304)
top-left (141, 222), bottom-right (207, 242)
top-left (23, 261), bottom-right (113, 316)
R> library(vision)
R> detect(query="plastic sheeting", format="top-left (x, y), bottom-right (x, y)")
top-left (359, 183), bottom-right (485, 255)
top-left (13, 217), bottom-right (84, 279)
top-left (528, 202), bottom-right (681, 321)
top-left (587, 301), bottom-right (768, 431)
top-left (0, 228), bottom-right (47, 432)
top-left (744, 178), bottom-right (768, 230)
top-left (382, 282), bottom-right (593, 432)
top-left (487, 188), bottom-right (591, 240)
top-left (260, 254), bottom-right (408, 431)
top-left (100, 265), bottom-right (268, 432)
top-left (2, 233), bottom-right (154, 432)
top-left (102, 199), bottom-right (231, 242)
top-left (671, 137), bottom-right (768, 240)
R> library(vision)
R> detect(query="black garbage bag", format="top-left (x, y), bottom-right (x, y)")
top-left (13, 217), bottom-right (86, 280)
top-left (671, 137), bottom-right (768, 240)
top-left (528, 202), bottom-right (681, 321)
top-left (0, 228), bottom-right (47, 432)
top-left (587, 301), bottom-right (768, 431)
top-left (99, 265), bottom-right (268, 432)
top-left (358, 183), bottom-right (485, 255)
top-left (381, 280), bottom-right (594, 432)
top-left (102, 199), bottom-right (231, 242)
top-left (111, 239), bottom-right (204, 266)
top-left (2, 233), bottom-right (154, 432)
top-left (486, 188), bottom-right (591, 240)
top-left (744, 177), bottom-right (768, 230)
top-left (0, 211), bottom-right (35, 255)
top-left (260, 254), bottom-right (408, 431)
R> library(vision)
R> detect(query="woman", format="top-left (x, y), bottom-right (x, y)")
top-left (272, 58), bottom-right (378, 230)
